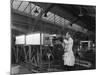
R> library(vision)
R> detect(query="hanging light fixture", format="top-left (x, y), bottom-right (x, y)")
top-left (44, 13), bottom-right (48, 17)
top-left (70, 23), bottom-right (73, 26)
top-left (34, 7), bottom-right (39, 13)
top-left (79, 7), bottom-right (83, 17)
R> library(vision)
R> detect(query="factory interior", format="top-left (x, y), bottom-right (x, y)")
top-left (11, 0), bottom-right (96, 74)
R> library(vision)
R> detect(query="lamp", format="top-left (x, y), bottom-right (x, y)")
top-left (34, 8), bottom-right (39, 13)
top-left (44, 13), bottom-right (48, 17)
top-left (70, 23), bottom-right (73, 26)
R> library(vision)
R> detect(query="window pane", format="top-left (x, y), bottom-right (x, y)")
top-left (60, 18), bottom-right (64, 25)
top-left (24, 4), bottom-right (30, 13)
top-left (55, 15), bottom-right (60, 23)
top-left (18, 2), bottom-right (29, 12)
top-left (65, 19), bottom-right (70, 25)
top-left (12, 0), bottom-right (22, 9)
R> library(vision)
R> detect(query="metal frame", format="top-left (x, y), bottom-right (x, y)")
top-left (11, 0), bottom-right (14, 7)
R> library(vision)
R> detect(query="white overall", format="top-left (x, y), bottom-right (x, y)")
top-left (63, 38), bottom-right (75, 66)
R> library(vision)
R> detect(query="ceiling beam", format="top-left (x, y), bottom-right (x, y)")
top-left (11, 25), bottom-right (31, 34)
top-left (11, 7), bottom-right (92, 34)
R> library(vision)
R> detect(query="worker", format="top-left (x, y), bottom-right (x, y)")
top-left (62, 32), bottom-right (75, 71)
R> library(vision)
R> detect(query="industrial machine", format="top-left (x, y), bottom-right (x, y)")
top-left (75, 41), bottom-right (96, 68)
top-left (13, 32), bottom-right (64, 71)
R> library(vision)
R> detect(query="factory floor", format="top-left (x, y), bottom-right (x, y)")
top-left (11, 58), bottom-right (95, 75)
top-left (11, 64), bottom-right (33, 75)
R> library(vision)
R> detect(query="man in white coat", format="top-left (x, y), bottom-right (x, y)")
top-left (63, 32), bottom-right (75, 70)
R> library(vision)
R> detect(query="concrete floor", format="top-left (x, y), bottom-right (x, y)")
top-left (11, 60), bottom-right (95, 75)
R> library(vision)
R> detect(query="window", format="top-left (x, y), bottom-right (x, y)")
top-left (18, 2), bottom-right (29, 12)
top-left (12, 0), bottom-right (22, 9)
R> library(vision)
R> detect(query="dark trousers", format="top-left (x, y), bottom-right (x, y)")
top-left (63, 65), bottom-right (75, 71)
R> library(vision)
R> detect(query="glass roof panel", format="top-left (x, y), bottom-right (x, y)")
top-left (55, 15), bottom-right (61, 22)
top-left (65, 19), bottom-right (70, 25)
top-left (72, 24), bottom-right (82, 29)
top-left (12, 0), bottom-right (84, 32)
top-left (18, 2), bottom-right (29, 12)
top-left (60, 17), bottom-right (64, 25)
top-left (24, 3), bottom-right (30, 13)
top-left (56, 20), bottom-right (61, 24)
top-left (47, 12), bottom-right (53, 16)
top-left (12, 0), bottom-right (22, 9)
top-left (31, 3), bottom-right (35, 9)
top-left (44, 12), bottom-right (55, 23)
top-left (48, 14), bottom-right (54, 20)
top-left (55, 21), bottom-right (60, 25)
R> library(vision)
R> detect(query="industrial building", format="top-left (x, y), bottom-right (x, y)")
top-left (11, 0), bottom-right (96, 74)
